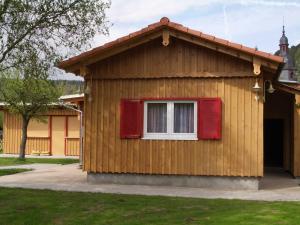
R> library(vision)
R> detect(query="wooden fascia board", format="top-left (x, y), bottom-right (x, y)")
top-left (85, 32), bottom-right (163, 66)
top-left (63, 62), bottom-right (81, 75)
top-left (273, 83), bottom-right (300, 95)
top-left (64, 31), bottom-right (164, 75)
top-left (84, 32), bottom-right (162, 65)
top-left (168, 30), bottom-right (280, 72)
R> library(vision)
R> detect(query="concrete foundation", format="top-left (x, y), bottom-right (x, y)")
top-left (87, 173), bottom-right (259, 190)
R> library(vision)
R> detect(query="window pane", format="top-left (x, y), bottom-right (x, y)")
top-left (174, 103), bottom-right (194, 133)
top-left (147, 103), bottom-right (167, 133)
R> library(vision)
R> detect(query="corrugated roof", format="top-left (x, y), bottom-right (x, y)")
top-left (58, 17), bottom-right (283, 70)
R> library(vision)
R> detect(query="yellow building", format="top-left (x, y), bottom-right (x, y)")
top-left (0, 94), bottom-right (84, 156)
top-left (59, 17), bottom-right (300, 189)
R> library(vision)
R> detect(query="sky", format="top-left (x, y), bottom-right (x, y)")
top-left (62, 0), bottom-right (300, 80)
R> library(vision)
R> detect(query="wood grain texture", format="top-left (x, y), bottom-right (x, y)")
top-left (83, 78), bottom-right (263, 177)
top-left (65, 138), bottom-right (80, 156)
top-left (90, 38), bottom-right (254, 80)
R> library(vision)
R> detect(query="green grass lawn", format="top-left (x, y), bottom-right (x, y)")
top-left (0, 188), bottom-right (300, 225)
top-left (0, 157), bottom-right (79, 166)
top-left (0, 168), bottom-right (32, 176)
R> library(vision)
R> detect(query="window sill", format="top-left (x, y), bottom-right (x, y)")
top-left (142, 135), bottom-right (198, 141)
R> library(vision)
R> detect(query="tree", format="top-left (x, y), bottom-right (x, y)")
top-left (0, 0), bottom-right (110, 71)
top-left (294, 48), bottom-right (300, 81)
top-left (0, 112), bottom-right (3, 130)
top-left (0, 0), bottom-right (110, 158)
top-left (0, 51), bottom-right (62, 158)
top-left (0, 70), bottom-right (61, 159)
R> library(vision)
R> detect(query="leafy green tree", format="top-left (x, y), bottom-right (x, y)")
top-left (0, 78), bottom-right (60, 158)
top-left (0, 53), bottom-right (61, 158)
top-left (0, 0), bottom-right (110, 71)
top-left (0, 0), bottom-right (110, 158)
top-left (294, 48), bottom-right (300, 81)
top-left (0, 112), bottom-right (3, 130)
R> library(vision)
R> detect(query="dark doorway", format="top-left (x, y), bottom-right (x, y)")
top-left (264, 119), bottom-right (284, 167)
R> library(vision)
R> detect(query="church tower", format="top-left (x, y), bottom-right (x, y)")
top-left (279, 26), bottom-right (288, 57)
top-left (278, 25), bottom-right (297, 82)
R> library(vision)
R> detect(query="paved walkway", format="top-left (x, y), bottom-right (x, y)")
top-left (0, 154), bottom-right (78, 159)
top-left (1, 164), bottom-right (300, 201)
top-left (0, 163), bottom-right (61, 170)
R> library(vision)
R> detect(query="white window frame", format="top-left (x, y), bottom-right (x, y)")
top-left (143, 100), bottom-right (197, 140)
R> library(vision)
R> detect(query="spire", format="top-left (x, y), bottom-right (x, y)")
top-left (279, 20), bottom-right (288, 55)
top-left (283, 16), bottom-right (285, 35)
top-left (277, 19), bottom-right (297, 82)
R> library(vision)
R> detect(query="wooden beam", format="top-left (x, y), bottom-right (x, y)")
top-left (273, 83), bottom-right (300, 95)
top-left (253, 57), bottom-right (261, 75)
top-left (88, 71), bottom-right (258, 80)
top-left (162, 29), bottom-right (170, 46)
top-left (80, 66), bottom-right (90, 77)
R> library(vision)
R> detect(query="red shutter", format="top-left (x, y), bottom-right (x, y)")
top-left (198, 98), bottom-right (222, 140)
top-left (120, 99), bottom-right (143, 139)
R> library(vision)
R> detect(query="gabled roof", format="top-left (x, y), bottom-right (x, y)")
top-left (58, 17), bottom-right (283, 75)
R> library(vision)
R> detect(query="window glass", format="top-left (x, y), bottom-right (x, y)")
top-left (147, 103), bottom-right (167, 133)
top-left (174, 103), bottom-right (194, 133)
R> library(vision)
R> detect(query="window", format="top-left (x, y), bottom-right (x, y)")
top-left (143, 101), bottom-right (197, 140)
top-left (120, 98), bottom-right (221, 140)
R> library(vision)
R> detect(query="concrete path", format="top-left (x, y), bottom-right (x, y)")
top-left (1, 164), bottom-right (300, 201)
top-left (0, 163), bottom-right (61, 170)
top-left (0, 154), bottom-right (78, 159)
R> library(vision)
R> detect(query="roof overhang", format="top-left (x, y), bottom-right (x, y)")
top-left (0, 103), bottom-right (78, 111)
top-left (58, 17), bottom-right (284, 77)
top-left (274, 82), bottom-right (300, 95)
top-left (59, 94), bottom-right (84, 103)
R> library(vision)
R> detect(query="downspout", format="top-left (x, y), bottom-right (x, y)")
top-left (59, 102), bottom-right (83, 168)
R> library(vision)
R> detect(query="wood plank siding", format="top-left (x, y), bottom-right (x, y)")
top-left (84, 39), bottom-right (263, 176)
top-left (65, 138), bottom-right (80, 156)
top-left (294, 94), bottom-right (300, 176)
top-left (3, 109), bottom-right (79, 155)
top-left (83, 38), bottom-right (264, 177)
top-left (84, 78), bottom-right (263, 177)
top-left (90, 38), bottom-right (254, 79)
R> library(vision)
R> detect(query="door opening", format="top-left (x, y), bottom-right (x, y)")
top-left (264, 119), bottom-right (284, 167)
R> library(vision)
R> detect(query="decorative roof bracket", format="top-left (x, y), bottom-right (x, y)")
top-left (253, 57), bottom-right (261, 75)
top-left (162, 29), bottom-right (170, 46)
top-left (80, 65), bottom-right (90, 77)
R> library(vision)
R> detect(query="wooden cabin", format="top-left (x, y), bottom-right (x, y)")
top-left (58, 17), bottom-right (300, 189)
top-left (0, 94), bottom-right (84, 157)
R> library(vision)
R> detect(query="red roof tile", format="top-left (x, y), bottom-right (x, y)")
top-left (59, 17), bottom-right (283, 70)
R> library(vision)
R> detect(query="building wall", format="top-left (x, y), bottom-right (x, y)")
top-left (3, 109), bottom-right (80, 156)
top-left (294, 94), bottom-right (300, 176)
top-left (84, 77), bottom-right (263, 177)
